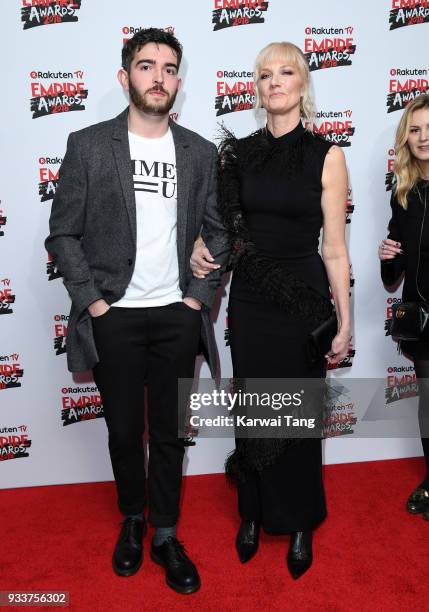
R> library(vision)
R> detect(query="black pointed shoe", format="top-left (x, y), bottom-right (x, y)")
top-left (287, 531), bottom-right (313, 580)
top-left (112, 517), bottom-right (146, 577)
top-left (235, 520), bottom-right (260, 563)
top-left (150, 537), bottom-right (200, 594)
top-left (406, 486), bottom-right (429, 514)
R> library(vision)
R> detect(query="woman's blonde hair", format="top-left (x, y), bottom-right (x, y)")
top-left (394, 93), bottom-right (429, 209)
top-left (253, 42), bottom-right (315, 128)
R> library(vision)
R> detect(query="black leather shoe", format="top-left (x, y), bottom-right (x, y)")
top-left (287, 531), bottom-right (312, 580)
top-left (406, 486), bottom-right (429, 514)
top-left (150, 537), bottom-right (200, 594)
top-left (112, 517), bottom-right (146, 577)
top-left (423, 506), bottom-right (429, 521)
top-left (235, 520), bottom-right (260, 563)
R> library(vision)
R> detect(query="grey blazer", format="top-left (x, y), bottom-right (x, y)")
top-left (46, 108), bottom-right (229, 376)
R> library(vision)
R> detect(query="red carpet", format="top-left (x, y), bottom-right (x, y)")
top-left (1, 458), bottom-right (429, 612)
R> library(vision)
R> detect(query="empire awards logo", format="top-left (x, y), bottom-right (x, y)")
top-left (38, 156), bottom-right (62, 202)
top-left (385, 364), bottom-right (417, 403)
top-left (0, 353), bottom-right (24, 391)
top-left (323, 386), bottom-right (357, 438)
top-left (306, 109), bottom-right (355, 147)
top-left (346, 187), bottom-right (354, 224)
top-left (0, 425), bottom-right (31, 461)
top-left (46, 253), bottom-right (62, 281)
top-left (387, 68), bottom-right (429, 113)
top-left (21, 0), bottom-right (82, 30)
top-left (386, 148), bottom-right (395, 191)
top-left (0, 279), bottom-right (16, 316)
top-left (61, 385), bottom-right (104, 426)
top-left (212, 0), bottom-right (269, 31)
top-left (215, 69), bottom-right (254, 115)
top-left (30, 70), bottom-right (88, 119)
top-left (385, 296), bottom-right (402, 336)
top-left (53, 314), bottom-right (68, 355)
top-left (327, 341), bottom-right (355, 371)
top-left (0, 202), bottom-right (6, 238)
top-left (349, 264), bottom-right (355, 290)
top-left (389, 0), bottom-right (429, 29)
top-left (303, 26), bottom-right (356, 71)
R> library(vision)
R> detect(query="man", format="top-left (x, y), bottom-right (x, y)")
top-left (46, 28), bottom-right (228, 594)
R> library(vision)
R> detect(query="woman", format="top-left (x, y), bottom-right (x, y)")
top-left (192, 42), bottom-right (350, 577)
top-left (379, 93), bottom-right (429, 521)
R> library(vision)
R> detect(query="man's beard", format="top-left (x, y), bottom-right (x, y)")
top-left (129, 79), bottom-right (177, 115)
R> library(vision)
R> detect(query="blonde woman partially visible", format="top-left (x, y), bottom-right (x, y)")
top-left (379, 93), bottom-right (429, 520)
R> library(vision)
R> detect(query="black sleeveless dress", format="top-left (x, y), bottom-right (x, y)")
top-left (226, 121), bottom-right (334, 533)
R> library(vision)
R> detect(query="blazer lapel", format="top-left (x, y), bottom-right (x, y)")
top-left (170, 120), bottom-right (192, 288)
top-left (111, 108), bottom-right (137, 246)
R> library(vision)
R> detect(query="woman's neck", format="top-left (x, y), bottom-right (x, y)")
top-left (266, 112), bottom-right (302, 138)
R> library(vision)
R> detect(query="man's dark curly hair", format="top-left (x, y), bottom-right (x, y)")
top-left (122, 27), bottom-right (183, 74)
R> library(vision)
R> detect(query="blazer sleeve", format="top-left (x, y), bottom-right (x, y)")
top-left (45, 132), bottom-right (102, 313)
top-left (381, 192), bottom-right (405, 286)
top-left (185, 143), bottom-right (230, 309)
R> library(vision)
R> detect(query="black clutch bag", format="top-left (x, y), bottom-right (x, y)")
top-left (390, 302), bottom-right (429, 341)
top-left (307, 313), bottom-right (338, 363)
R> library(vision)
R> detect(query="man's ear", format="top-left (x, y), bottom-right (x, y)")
top-left (117, 68), bottom-right (129, 92)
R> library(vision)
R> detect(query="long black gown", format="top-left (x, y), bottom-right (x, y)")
top-left (226, 121), bottom-right (334, 533)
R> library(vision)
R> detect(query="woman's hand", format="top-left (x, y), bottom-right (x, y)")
top-left (326, 330), bottom-right (351, 365)
top-left (378, 238), bottom-right (402, 261)
top-left (190, 237), bottom-right (220, 279)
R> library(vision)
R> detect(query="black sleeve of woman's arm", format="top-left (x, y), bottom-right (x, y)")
top-left (381, 192), bottom-right (405, 286)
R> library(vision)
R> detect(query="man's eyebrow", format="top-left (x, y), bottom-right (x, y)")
top-left (135, 59), bottom-right (178, 69)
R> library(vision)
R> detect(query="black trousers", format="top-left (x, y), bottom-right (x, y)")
top-left (92, 303), bottom-right (201, 527)
top-left (412, 359), bottom-right (429, 487)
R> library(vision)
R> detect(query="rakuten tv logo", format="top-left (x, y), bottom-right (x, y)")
top-left (386, 148), bottom-right (395, 191)
top-left (212, 0), bottom-right (269, 31)
top-left (21, 0), bottom-right (82, 30)
top-left (38, 156), bottom-right (62, 202)
top-left (0, 279), bottom-right (16, 316)
top-left (215, 69), bottom-right (254, 116)
top-left (122, 25), bottom-right (175, 45)
top-left (389, 0), bottom-right (429, 30)
top-left (306, 109), bottom-right (355, 147)
top-left (0, 425), bottom-right (31, 461)
top-left (30, 70), bottom-right (88, 119)
top-left (387, 68), bottom-right (429, 113)
top-left (61, 385), bottom-right (104, 426)
top-left (53, 314), bottom-right (68, 355)
top-left (0, 202), bottom-right (6, 238)
top-left (385, 364), bottom-right (417, 403)
top-left (304, 26), bottom-right (356, 71)
top-left (46, 253), bottom-right (62, 281)
top-left (0, 353), bottom-right (24, 391)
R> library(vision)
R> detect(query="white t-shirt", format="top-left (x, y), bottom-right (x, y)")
top-left (113, 128), bottom-right (182, 307)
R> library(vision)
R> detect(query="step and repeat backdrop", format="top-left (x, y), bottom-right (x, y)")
top-left (1, 0), bottom-right (429, 488)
